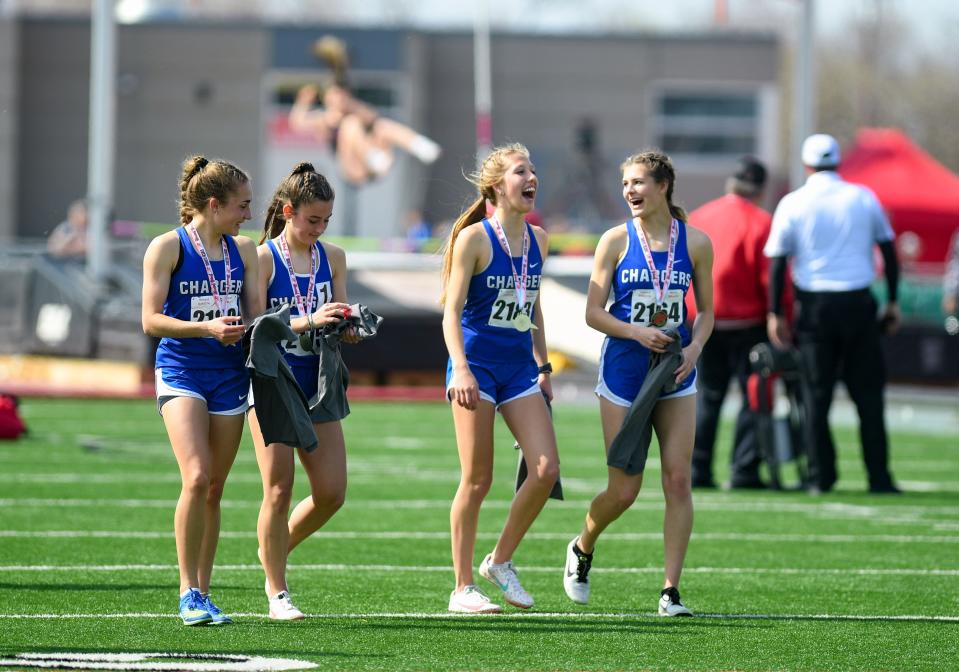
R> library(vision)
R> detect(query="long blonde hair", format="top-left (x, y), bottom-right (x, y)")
top-left (439, 143), bottom-right (530, 304)
top-left (621, 149), bottom-right (687, 222)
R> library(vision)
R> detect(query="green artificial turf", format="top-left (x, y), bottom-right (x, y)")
top-left (0, 398), bottom-right (957, 671)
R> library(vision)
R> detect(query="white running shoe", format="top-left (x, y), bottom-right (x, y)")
top-left (479, 553), bottom-right (534, 609)
top-left (447, 585), bottom-right (502, 614)
top-left (563, 537), bottom-right (592, 604)
top-left (658, 586), bottom-right (693, 617)
top-left (269, 591), bottom-right (305, 621)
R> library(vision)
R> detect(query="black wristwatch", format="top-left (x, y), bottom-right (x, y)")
top-left (537, 362), bottom-right (553, 375)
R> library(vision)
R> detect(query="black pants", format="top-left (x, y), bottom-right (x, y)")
top-left (693, 325), bottom-right (766, 486)
top-left (794, 288), bottom-right (894, 491)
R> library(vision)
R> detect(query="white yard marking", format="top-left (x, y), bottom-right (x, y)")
top-left (0, 612), bottom-right (955, 623)
top-left (0, 653), bottom-right (316, 671)
top-left (3, 529), bottom-right (958, 543)
top-left (4, 497), bottom-right (959, 518)
top-left (0, 563), bottom-right (956, 577)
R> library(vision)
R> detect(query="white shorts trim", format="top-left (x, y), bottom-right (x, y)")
top-left (211, 402), bottom-right (250, 416)
top-left (496, 383), bottom-right (541, 410)
top-left (595, 376), bottom-right (697, 407)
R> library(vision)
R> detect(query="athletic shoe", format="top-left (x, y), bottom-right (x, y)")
top-left (201, 593), bottom-right (233, 625)
top-left (178, 589), bottom-right (212, 626)
top-left (269, 591), bottom-right (305, 621)
top-left (479, 553), bottom-right (534, 609)
top-left (447, 585), bottom-right (502, 614)
top-left (658, 586), bottom-right (693, 617)
top-left (563, 537), bottom-right (592, 604)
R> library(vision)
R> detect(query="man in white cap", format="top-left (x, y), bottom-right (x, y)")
top-left (764, 133), bottom-right (901, 494)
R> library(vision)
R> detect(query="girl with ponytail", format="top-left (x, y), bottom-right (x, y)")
top-left (442, 144), bottom-right (560, 614)
top-left (246, 162), bottom-right (356, 621)
top-left (561, 149), bottom-right (714, 617)
top-left (142, 155), bottom-right (258, 625)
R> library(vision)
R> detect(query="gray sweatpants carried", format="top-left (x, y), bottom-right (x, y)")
top-left (606, 328), bottom-right (684, 475)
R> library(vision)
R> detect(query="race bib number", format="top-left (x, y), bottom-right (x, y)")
top-left (313, 281), bottom-right (332, 308)
top-left (287, 281), bottom-right (331, 357)
top-left (190, 295), bottom-right (239, 323)
top-left (488, 288), bottom-right (538, 329)
top-left (630, 289), bottom-right (683, 327)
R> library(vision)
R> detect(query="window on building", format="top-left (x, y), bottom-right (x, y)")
top-left (654, 92), bottom-right (758, 157)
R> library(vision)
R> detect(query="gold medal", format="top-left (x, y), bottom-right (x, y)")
top-left (512, 313), bottom-right (532, 332)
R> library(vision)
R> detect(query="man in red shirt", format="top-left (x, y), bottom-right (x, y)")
top-left (689, 157), bottom-right (772, 489)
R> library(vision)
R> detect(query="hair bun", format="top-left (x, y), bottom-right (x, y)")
top-left (291, 161), bottom-right (315, 175)
top-left (183, 155), bottom-right (209, 181)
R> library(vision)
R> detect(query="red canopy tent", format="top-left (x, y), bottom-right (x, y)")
top-left (839, 128), bottom-right (959, 268)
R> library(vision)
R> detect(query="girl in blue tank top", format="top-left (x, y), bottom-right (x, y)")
top-left (562, 150), bottom-right (714, 618)
top-left (246, 162), bottom-right (354, 621)
top-left (459, 218), bottom-right (544, 363)
top-left (440, 143), bottom-right (560, 614)
top-left (141, 156), bottom-right (258, 626)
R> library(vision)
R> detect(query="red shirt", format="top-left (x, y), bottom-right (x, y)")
top-left (687, 194), bottom-right (772, 326)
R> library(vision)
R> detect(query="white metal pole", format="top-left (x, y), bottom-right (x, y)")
top-left (791, 0), bottom-right (815, 188)
top-left (86, 0), bottom-right (116, 285)
top-left (473, 0), bottom-right (492, 171)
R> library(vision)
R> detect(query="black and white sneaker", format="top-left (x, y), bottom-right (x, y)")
top-left (658, 586), bottom-right (693, 617)
top-left (563, 537), bottom-right (592, 604)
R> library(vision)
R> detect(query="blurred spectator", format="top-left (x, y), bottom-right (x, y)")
top-left (289, 35), bottom-right (441, 186)
top-left (689, 157), bottom-right (772, 489)
top-left (47, 199), bottom-right (88, 259)
top-left (942, 230), bottom-right (959, 318)
top-left (545, 118), bottom-right (618, 233)
top-left (405, 209), bottom-right (433, 250)
top-left (765, 133), bottom-right (900, 495)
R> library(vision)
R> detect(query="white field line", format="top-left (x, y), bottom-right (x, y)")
top-left (0, 610), bottom-right (956, 623)
top-left (4, 496), bottom-right (959, 517)
top-left (1, 563), bottom-right (957, 577)
top-left (5, 471), bottom-right (957, 492)
top-left (3, 529), bottom-right (959, 543)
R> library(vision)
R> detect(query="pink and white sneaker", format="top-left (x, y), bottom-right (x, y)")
top-left (448, 585), bottom-right (502, 614)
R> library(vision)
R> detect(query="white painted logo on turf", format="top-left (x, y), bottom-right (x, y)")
top-left (0, 652), bottom-right (317, 671)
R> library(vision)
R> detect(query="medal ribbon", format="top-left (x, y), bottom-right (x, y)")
top-left (276, 234), bottom-right (318, 317)
top-left (489, 215), bottom-right (530, 310)
top-left (635, 218), bottom-right (678, 307)
top-left (188, 224), bottom-right (231, 315)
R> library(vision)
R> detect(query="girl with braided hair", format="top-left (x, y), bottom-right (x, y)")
top-left (441, 143), bottom-right (559, 614)
top-left (141, 155), bottom-right (259, 625)
top-left (246, 162), bottom-right (356, 620)
top-left (562, 149), bottom-right (714, 617)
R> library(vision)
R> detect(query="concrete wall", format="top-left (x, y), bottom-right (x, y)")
top-left (12, 21), bottom-right (778, 238)
top-left (0, 18), bottom-right (18, 241)
top-left (423, 31), bottom-right (779, 227)
top-left (16, 19), bottom-right (266, 238)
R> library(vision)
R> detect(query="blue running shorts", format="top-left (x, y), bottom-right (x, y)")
top-left (155, 366), bottom-right (250, 416)
top-left (446, 357), bottom-right (541, 409)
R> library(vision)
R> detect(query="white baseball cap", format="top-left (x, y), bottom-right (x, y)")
top-left (801, 133), bottom-right (841, 168)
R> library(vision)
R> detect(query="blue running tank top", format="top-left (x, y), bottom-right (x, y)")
top-left (155, 227), bottom-right (246, 369)
top-left (460, 219), bottom-right (543, 363)
top-left (264, 238), bottom-right (334, 368)
top-left (608, 218), bottom-right (694, 345)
